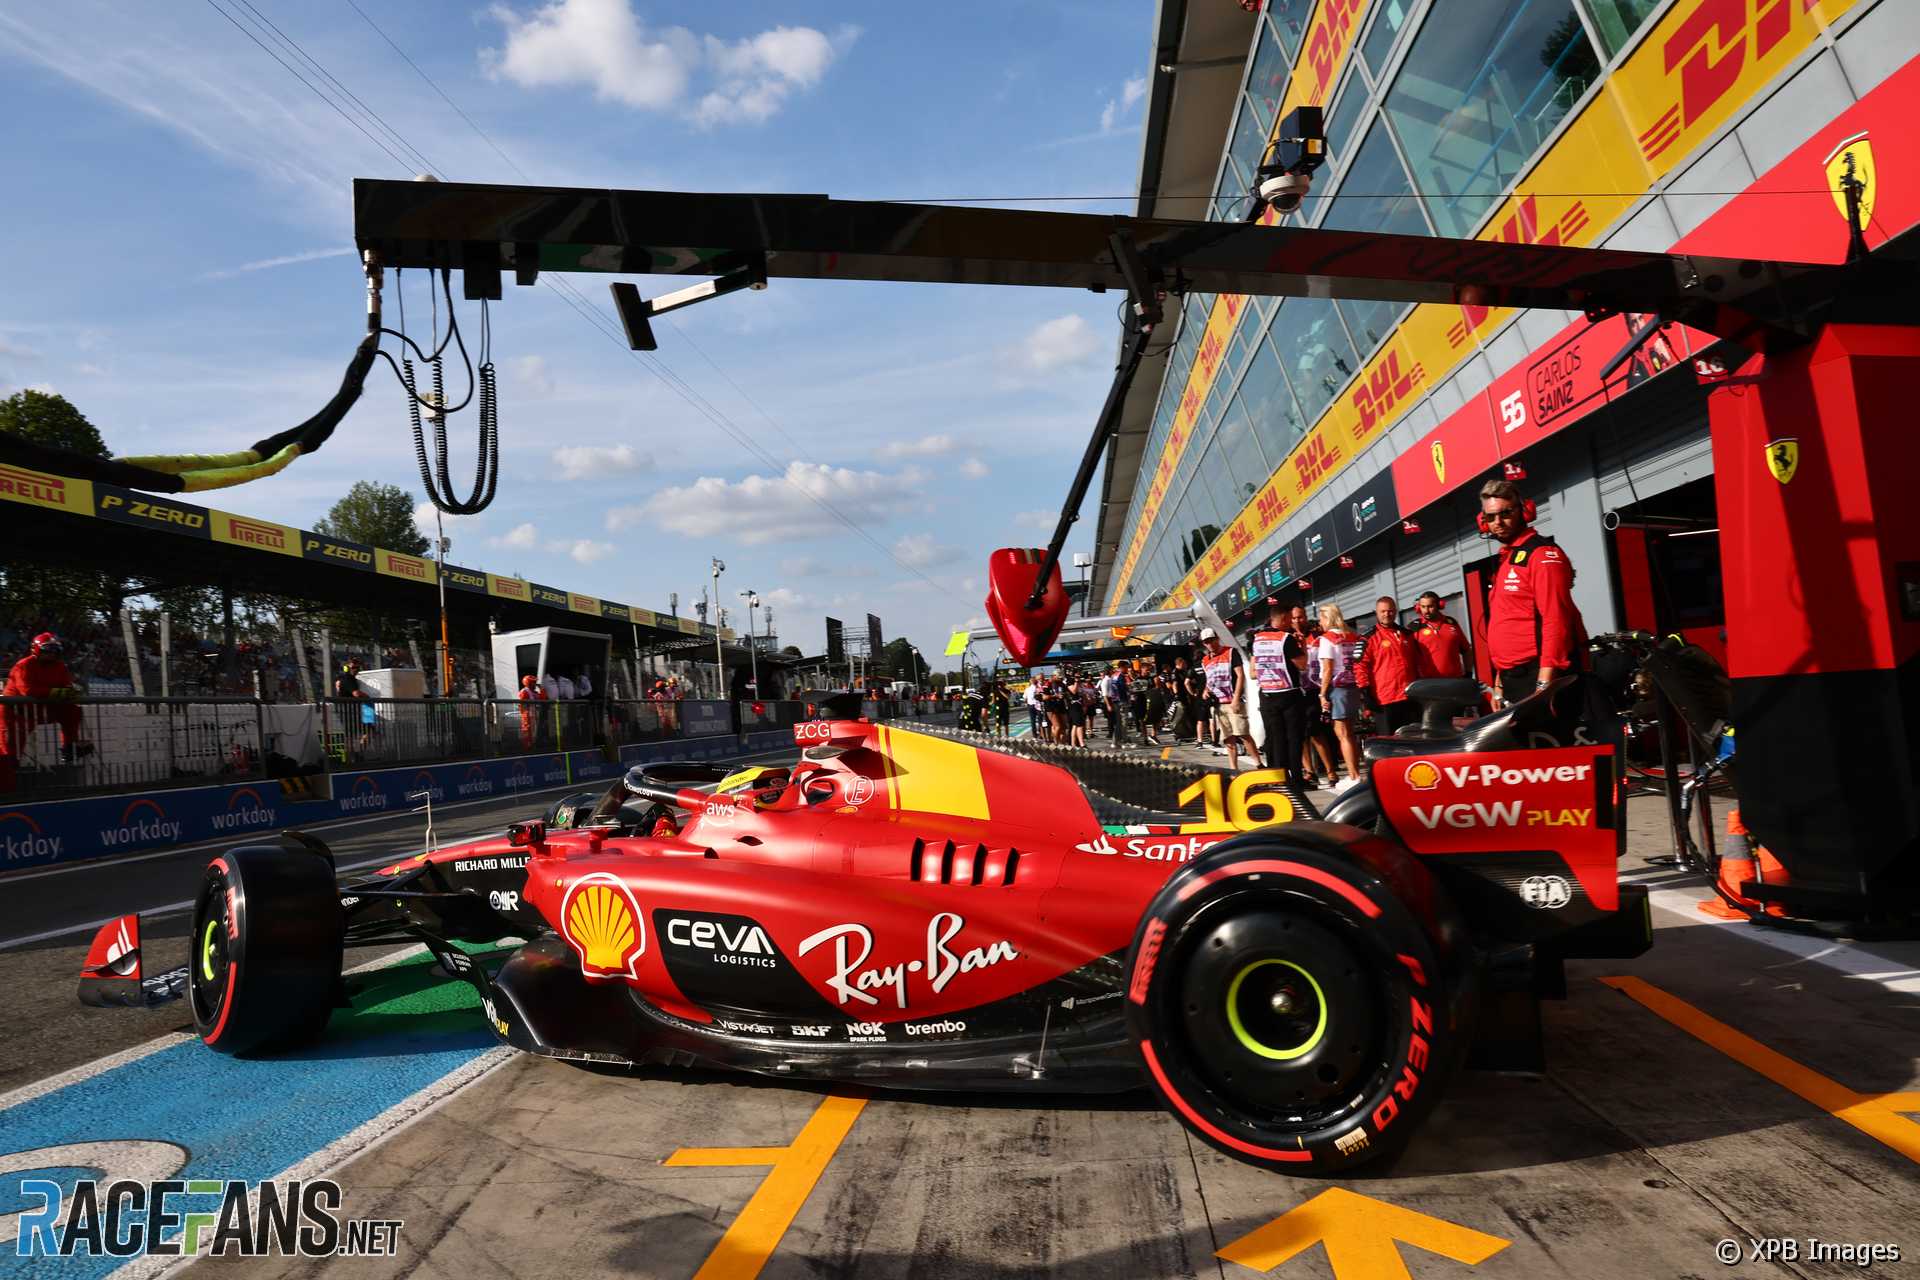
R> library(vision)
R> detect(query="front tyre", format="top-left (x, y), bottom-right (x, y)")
top-left (189, 844), bottom-right (344, 1055)
top-left (1125, 835), bottom-right (1469, 1174)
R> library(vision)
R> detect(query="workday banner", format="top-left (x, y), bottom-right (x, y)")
top-left (0, 730), bottom-right (795, 871)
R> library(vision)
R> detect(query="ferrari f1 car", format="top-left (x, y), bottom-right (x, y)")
top-left (82, 681), bottom-right (1647, 1174)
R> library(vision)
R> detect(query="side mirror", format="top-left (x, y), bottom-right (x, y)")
top-left (985, 548), bottom-right (1069, 668)
top-left (507, 820), bottom-right (546, 849)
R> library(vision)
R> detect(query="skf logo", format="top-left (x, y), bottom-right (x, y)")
top-left (1430, 441), bottom-right (1446, 484)
top-left (224, 517), bottom-right (287, 551)
top-left (1823, 131), bottom-right (1874, 226)
top-left (1766, 438), bottom-right (1798, 484)
top-left (1645, 0), bottom-right (1826, 162)
top-left (561, 873), bottom-right (647, 979)
top-left (1351, 350), bottom-right (1422, 441)
top-left (1406, 761), bottom-right (1440, 791)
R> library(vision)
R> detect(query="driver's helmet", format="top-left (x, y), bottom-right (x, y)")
top-left (521, 674), bottom-right (537, 688)
top-left (29, 632), bottom-right (61, 659)
top-left (713, 765), bottom-right (790, 804)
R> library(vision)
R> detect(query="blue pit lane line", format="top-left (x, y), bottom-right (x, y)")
top-left (0, 949), bottom-right (500, 1275)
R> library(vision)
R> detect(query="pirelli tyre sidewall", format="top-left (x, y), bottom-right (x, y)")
top-left (1125, 834), bottom-right (1467, 1174)
top-left (189, 843), bottom-right (344, 1055)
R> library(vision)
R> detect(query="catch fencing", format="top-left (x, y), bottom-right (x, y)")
top-left (0, 694), bottom-right (944, 803)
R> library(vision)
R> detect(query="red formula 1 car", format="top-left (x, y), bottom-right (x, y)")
top-left (83, 681), bottom-right (1647, 1173)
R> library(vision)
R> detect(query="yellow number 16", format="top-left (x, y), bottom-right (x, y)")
top-left (1176, 769), bottom-right (1297, 833)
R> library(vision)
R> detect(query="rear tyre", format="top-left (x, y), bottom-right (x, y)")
top-left (1125, 836), bottom-right (1470, 1174)
top-left (189, 843), bottom-right (344, 1055)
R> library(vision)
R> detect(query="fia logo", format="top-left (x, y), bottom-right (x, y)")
top-left (1521, 875), bottom-right (1573, 909)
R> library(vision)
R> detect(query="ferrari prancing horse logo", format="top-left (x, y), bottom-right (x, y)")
top-left (1430, 441), bottom-right (1446, 484)
top-left (1824, 132), bottom-right (1875, 228)
top-left (1766, 438), bottom-right (1798, 485)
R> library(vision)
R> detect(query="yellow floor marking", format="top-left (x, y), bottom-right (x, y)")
top-left (1217, 1186), bottom-right (1510, 1278)
top-left (664, 1094), bottom-right (867, 1280)
top-left (1601, 975), bottom-right (1920, 1163)
top-left (1160, 746), bottom-right (1172, 759)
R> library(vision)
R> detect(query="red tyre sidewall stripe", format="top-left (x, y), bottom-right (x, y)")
top-left (205, 959), bottom-right (240, 1045)
top-left (1173, 858), bottom-right (1382, 918)
top-left (1139, 1039), bottom-right (1311, 1162)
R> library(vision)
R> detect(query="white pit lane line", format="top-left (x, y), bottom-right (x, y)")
top-left (1634, 873), bottom-right (1920, 995)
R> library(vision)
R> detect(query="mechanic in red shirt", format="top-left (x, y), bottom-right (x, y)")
top-left (1352, 596), bottom-right (1423, 735)
top-left (0, 632), bottom-right (88, 766)
top-left (1481, 479), bottom-right (1587, 707)
top-left (1408, 592), bottom-right (1471, 677)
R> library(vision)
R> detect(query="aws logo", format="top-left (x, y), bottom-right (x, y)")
top-left (210, 786), bottom-right (277, 831)
top-left (340, 775), bottom-right (388, 812)
top-left (562, 873), bottom-right (647, 979)
top-left (0, 810), bottom-right (63, 861)
top-left (458, 764), bottom-right (494, 797)
top-left (100, 798), bottom-right (182, 848)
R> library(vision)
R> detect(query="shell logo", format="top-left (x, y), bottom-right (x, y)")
top-left (560, 873), bottom-right (646, 979)
top-left (1406, 761), bottom-right (1441, 791)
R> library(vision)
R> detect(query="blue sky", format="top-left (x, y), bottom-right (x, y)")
top-left (0, 0), bottom-right (1155, 663)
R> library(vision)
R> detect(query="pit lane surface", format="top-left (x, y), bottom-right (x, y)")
top-left (4, 754), bottom-right (1919, 1279)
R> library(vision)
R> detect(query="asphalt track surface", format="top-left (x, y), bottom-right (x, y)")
top-left (3, 745), bottom-right (1919, 1279)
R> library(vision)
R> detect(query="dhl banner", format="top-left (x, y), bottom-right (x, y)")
top-left (1148, 0), bottom-right (1868, 608)
top-left (0, 460), bottom-right (698, 639)
top-left (1110, 0), bottom-right (1376, 607)
top-left (1389, 50), bottom-right (1920, 524)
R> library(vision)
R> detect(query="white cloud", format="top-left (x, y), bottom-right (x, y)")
top-left (510, 354), bottom-right (555, 397)
top-left (1012, 510), bottom-right (1055, 530)
top-left (960, 457), bottom-right (989, 479)
top-left (200, 246), bottom-right (354, 281)
top-left (692, 25), bottom-right (855, 127)
top-left (1099, 74), bottom-right (1147, 134)
top-left (483, 1), bottom-right (851, 126)
top-left (554, 538), bottom-right (615, 563)
top-left (876, 433), bottom-right (956, 460)
top-left (893, 533), bottom-right (963, 568)
top-left (1023, 314), bottom-right (1099, 372)
top-left (0, 339), bottom-right (42, 361)
top-left (609, 460), bottom-right (922, 544)
top-left (781, 555), bottom-right (827, 577)
top-left (763, 586), bottom-right (812, 609)
top-left (490, 522), bottom-right (540, 549)
top-left (551, 442), bottom-right (644, 480)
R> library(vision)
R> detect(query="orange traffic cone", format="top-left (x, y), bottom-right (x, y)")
top-left (1700, 806), bottom-right (1761, 919)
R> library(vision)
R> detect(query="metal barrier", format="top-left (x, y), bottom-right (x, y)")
top-left (0, 696), bottom-right (820, 802)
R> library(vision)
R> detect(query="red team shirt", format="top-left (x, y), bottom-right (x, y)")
top-left (1486, 530), bottom-right (1586, 671)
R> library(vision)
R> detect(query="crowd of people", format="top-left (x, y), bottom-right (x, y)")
top-left (950, 480), bottom-right (1592, 795)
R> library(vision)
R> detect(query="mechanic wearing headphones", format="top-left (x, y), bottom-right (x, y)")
top-left (1480, 478), bottom-right (1587, 708)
